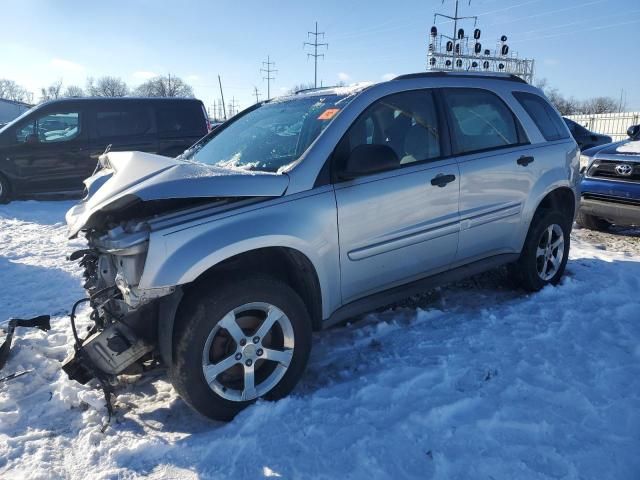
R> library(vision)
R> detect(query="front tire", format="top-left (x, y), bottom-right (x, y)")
top-left (169, 275), bottom-right (312, 421)
top-left (512, 210), bottom-right (571, 292)
top-left (576, 211), bottom-right (611, 231)
top-left (0, 174), bottom-right (10, 204)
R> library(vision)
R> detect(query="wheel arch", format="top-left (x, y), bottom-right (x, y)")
top-left (517, 184), bottom-right (577, 253)
top-left (188, 246), bottom-right (323, 331)
top-left (157, 246), bottom-right (324, 366)
top-left (534, 186), bottom-right (576, 222)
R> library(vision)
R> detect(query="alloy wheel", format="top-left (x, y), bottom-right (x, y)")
top-left (202, 302), bottom-right (295, 402)
top-left (535, 223), bottom-right (565, 281)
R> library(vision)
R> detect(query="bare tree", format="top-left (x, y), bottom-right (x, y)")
top-left (535, 78), bottom-right (580, 116)
top-left (134, 74), bottom-right (194, 98)
top-left (86, 76), bottom-right (129, 97)
top-left (40, 79), bottom-right (64, 103)
top-left (0, 79), bottom-right (31, 103)
top-left (579, 96), bottom-right (619, 115)
top-left (287, 82), bottom-right (315, 95)
top-left (63, 85), bottom-right (84, 98)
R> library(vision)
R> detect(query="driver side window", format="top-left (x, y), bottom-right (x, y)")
top-left (336, 90), bottom-right (442, 176)
top-left (16, 111), bottom-right (81, 144)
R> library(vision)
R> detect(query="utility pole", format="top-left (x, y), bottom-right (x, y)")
top-left (304, 21), bottom-right (328, 88)
top-left (261, 56), bottom-right (277, 100)
top-left (228, 97), bottom-right (239, 117)
top-left (218, 75), bottom-right (227, 120)
top-left (254, 86), bottom-right (261, 104)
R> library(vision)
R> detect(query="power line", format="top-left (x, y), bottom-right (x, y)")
top-left (253, 86), bottom-right (261, 104)
top-left (304, 21), bottom-right (328, 88)
top-left (228, 96), bottom-right (240, 117)
top-left (483, 0), bottom-right (608, 28)
top-left (260, 56), bottom-right (277, 100)
top-left (510, 17), bottom-right (640, 43)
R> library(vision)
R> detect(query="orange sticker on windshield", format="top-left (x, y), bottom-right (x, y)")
top-left (318, 108), bottom-right (340, 120)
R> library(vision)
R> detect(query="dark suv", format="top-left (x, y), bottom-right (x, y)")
top-left (563, 117), bottom-right (611, 151)
top-left (0, 97), bottom-right (209, 203)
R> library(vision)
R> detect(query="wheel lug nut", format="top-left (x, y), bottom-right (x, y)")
top-left (257, 348), bottom-right (263, 357)
top-left (239, 339), bottom-right (247, 346)
top-left (245, 359), bottom-right (253, 367)
top-left (253, 336), bottom-right (260, 344)
top-left (235, 353), bottom-right (242, 361)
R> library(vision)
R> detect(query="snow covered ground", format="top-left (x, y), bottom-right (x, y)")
top-left (0, 200), bottom-right (639, 479)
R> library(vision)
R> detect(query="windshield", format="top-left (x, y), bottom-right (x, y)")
top-left (0, 104), bottom-right (39, 135)
top-left (184, 94), bottom-right (352, 172)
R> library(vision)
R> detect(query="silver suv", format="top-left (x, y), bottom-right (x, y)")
top-left (63, 72), bottom-right (580, 420)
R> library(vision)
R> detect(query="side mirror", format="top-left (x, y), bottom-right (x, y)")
top-left (627, 124), bottom-right (640, 140)
top-left (342, 144), bottom-right (399, 179)
top-left (25, 133), bottom-right (39, 145)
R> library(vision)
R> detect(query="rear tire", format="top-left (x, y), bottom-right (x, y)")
top-left (576, 211), bottom-right (611, 231)
top-left (0, 174), bottom-right (10, 204)
top-left (511, 210), bottom-right (571, 292)
top-left (169, 274), bottom-right (312, 421)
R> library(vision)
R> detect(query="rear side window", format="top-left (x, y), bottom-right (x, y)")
top-left (513, 91), bottom-right (569, 141)
top-left (443, 88), bottom-right (522, 155)
top-left (156, 102), bottom-right (206, 137)
top-left (95, 107), bottom-right (152, 138)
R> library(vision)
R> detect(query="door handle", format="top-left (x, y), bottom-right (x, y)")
top-left (517, 155), bottom-right (534, 166)
top-left (430, 173), bottom-right (456, 187)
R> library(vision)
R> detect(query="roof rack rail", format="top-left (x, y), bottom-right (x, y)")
top-left (294, 85), bottom-right (341, 94)
top-left (392, 71), bottom-right (528, 84)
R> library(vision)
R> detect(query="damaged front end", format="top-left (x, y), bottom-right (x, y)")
top-left (58, 150), bottom-right (288, 403)
top-left (61, 220), bottom-right (175, 386)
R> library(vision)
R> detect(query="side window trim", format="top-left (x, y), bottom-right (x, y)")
top-left (442, 87), bottom-right (529, 157)
top-left (329, 88), bottom-right (447, 184)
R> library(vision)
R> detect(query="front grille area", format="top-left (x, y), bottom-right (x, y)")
top-left (582, 193), bottom-right (640, 207)
top-left (588, 160), bottom-right (640, 182)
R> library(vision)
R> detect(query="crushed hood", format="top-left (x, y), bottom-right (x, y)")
top-left (66, 151), bottom-right (289, 237)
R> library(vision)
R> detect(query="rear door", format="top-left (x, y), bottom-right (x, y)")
top-left (88, 101), bottom-right (158, 175)
top-left (7, 107), bottom-right (88, 193)
top-left (333, 89), bottom-right (460, 303)
top-left (156, 101), bottom-right (208, 157)
top-left (442, 88), bottom-right (534, 262)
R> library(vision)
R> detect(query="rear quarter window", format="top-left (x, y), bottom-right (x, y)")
top-left (513, 91), bottom-right (569, 141)
top-left (156, 102), bottom-right (207, 137)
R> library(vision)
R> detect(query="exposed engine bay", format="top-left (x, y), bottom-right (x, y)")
top-left (61, 220), bottom-right (164, 387)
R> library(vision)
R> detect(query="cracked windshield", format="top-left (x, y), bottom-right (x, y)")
top-left (188, 94), bottom-right (352, 172)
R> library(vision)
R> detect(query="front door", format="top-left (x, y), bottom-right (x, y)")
top-left (333, 89), bottom-right (460, 303)
top-left (9, 108), bottom-right (88, 193)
